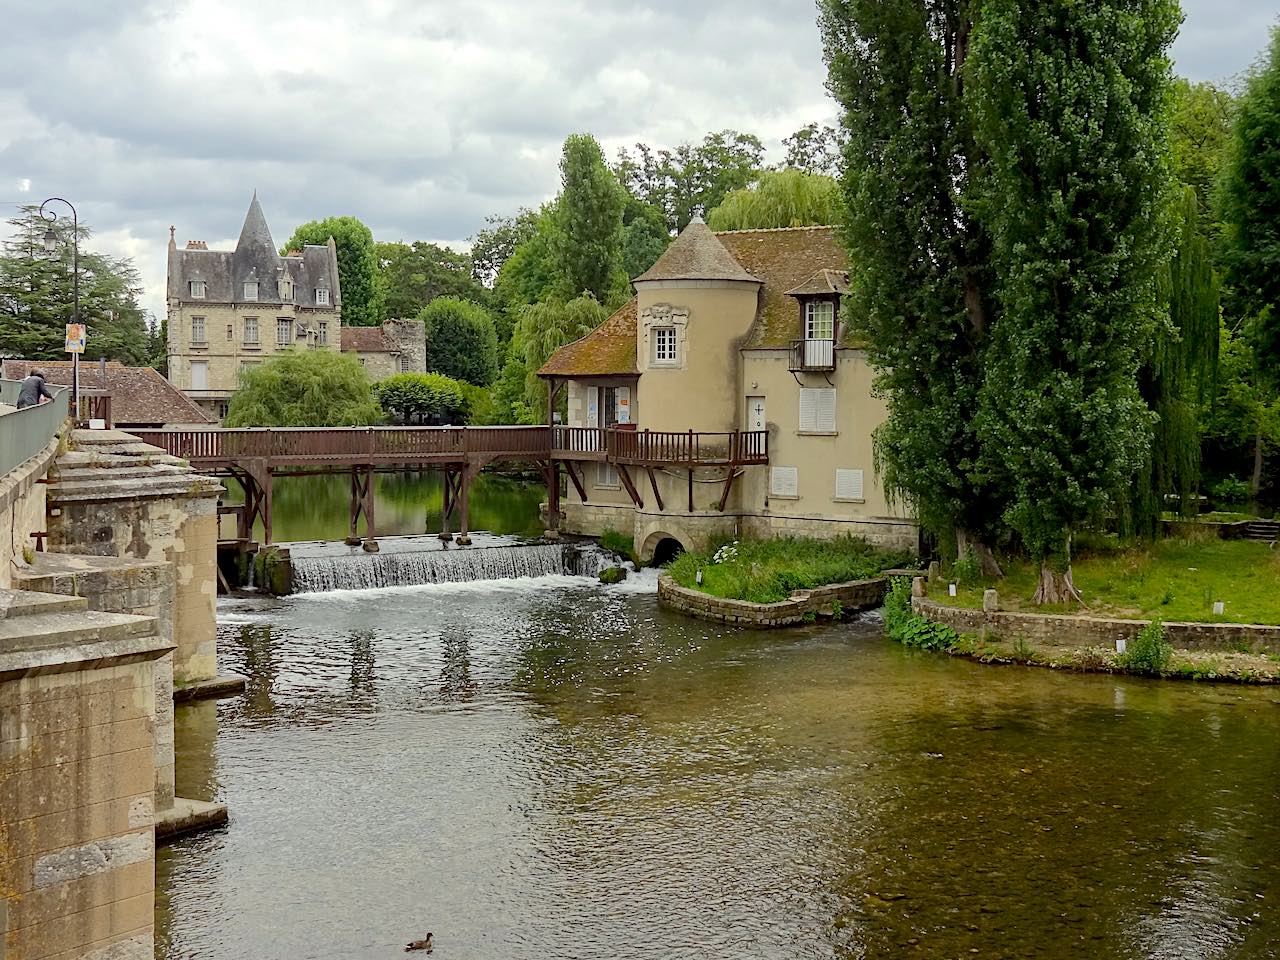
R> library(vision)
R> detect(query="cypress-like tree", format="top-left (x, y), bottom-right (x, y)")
top-left (971, 0), bottom-right (1180, 603)
top-left (819, 0), bottom-right (1005, 571)
top-left (550, 134), bottom-right (626, 304)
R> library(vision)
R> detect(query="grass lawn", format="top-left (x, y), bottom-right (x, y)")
top-left (942, 538), bottom-right (1280, 624)
top-left (666, 536), bottom-right (914, 604)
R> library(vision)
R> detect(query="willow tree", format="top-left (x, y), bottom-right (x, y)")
top-left (819, 0), bottom-right (1005, 572)
top-left (706, 169), bottom-right (841, 230)
top-left (971, 0), bottom-right (1179, 603)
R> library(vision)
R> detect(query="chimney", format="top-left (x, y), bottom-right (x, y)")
top-left (186, 240), bottom-right (208, 250)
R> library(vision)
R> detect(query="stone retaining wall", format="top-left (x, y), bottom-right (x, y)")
top-left (913, 596), bottom-right (1280, 654)
top-left (658, 573), bottom-right (887, 627)
top-left (0, 436), bottom-right (58, 592)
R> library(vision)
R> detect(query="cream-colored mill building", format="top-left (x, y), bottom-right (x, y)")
top-left (538, 217), bottom-right (917, 561)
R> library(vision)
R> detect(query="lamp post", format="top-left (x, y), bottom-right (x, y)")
top-left (38, 197), bottom-right (80, 414)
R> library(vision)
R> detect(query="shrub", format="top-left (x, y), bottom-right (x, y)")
top-left (1209, 477), bottom-right (1251, 507)
top-left (883, 577), bottom-right (958, 651)
top-left (225, 350), bottom-right (381, 427)
top-left (952, 547), bottom-right (982, 585)
top-left (373, 372), bottom-right (467, 425)
top-left (1118, 618), bottom-right (1173, 675)
top-left (599, 528), bottom-right (636, 563)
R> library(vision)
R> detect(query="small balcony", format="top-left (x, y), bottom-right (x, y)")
top-left (789, 338), bottom-right (835, 373)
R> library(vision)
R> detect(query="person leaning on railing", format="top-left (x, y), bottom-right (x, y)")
top-left (16, 370), bottom-right (56, 410)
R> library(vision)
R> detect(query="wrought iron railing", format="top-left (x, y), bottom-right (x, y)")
top-left (788, 338), bottom-right (836, 372)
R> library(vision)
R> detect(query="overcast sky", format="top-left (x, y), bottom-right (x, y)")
top-left (1, 0), bottom-right (1276, 322)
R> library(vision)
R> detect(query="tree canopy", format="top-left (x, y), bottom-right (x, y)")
top-left (224, 350), bottom-right (382, 426)
top-left (1170, 78), bottom-right (1235, 231)
top-left (615, 130), bottom-right (764, 231)
top-left (373, 372), bottom-right (468, 425)
top-left (376, 240), bottom-right (486, 320)
top-left (419, 296), bottom-right (500, 386)
top-left (514, 293), bottom-right (610, 413)
top-left (782, 123), bottom-right (843, 176)
top-left (550, 133), bottom-right (627, 303)
top-left (282, 216), bottom-right (382, 326)
top-left (706, 169), bottom-right (841, 230)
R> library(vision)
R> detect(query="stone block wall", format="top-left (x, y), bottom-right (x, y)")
top-left (560, 501), bottom-right (635, 538)
top-left (741, 513), bottom-right (918, 552)
top-left (913, 597), bottom-right (1280, 654)
top-left (0, 439), bottom-right (56, 592)
top-left (384, 318), bottom-right (427, 373)
top-left (1, 638), bottom-right (168, 960)
top-left (658, 574), bottom-right (887, 627)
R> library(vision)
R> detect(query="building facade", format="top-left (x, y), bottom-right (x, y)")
top-left (340, 318), bottom-right (427, 381)
top-left (166, 194), bottom-right (343, 420)
top-left (539, 218), bottom-right (917, 559)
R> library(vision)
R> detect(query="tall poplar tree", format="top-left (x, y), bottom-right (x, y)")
top-left (550, 134), bottom-right (626, 305)
top-left (819, 0), bottom-right (1005, 571)
top-left (971, 0), bottom-right (1180, 603)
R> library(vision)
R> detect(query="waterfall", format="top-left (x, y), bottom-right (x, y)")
top-left (288, 537), bottom-right (623, 593)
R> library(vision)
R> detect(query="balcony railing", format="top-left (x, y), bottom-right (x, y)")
top-left (553, 427), bottom-right (768, 466)
top-left (789, 338), bottom-right (836, 372)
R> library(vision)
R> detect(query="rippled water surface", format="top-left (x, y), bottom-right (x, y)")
top-left (157, 575), bottom-right (1280, 959)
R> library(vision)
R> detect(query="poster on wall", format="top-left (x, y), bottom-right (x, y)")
top-left (616, 387), bottom-right (630, 424)
top-left (64, 322), bottom-right (86, 354)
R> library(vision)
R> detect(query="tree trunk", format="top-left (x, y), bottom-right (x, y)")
top-left (1034, 562), bottom-right (1082, 605)
top-left (1252, 428), bottom-right (1264, 499)
top-left (956, 528), bottom-right (1004, 578)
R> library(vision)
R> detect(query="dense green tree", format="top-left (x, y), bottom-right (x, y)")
top-left (550, 134), bottom-right (627, 304)
top-left (224, 350), bottom-right (381, 426)
top-left (514, 293), bottom-right (609, 413)
top-left (1170, 78), bottom-right (1235, 231)
top-left (376, 241), bottom-right (486, 320)
top-left (469, 209), bottom-right (540, 288)
top-left (782, 122), bottom-right (842, 176)
top-left (282, 216), bottom-right (382, 326)
top-left (418, 296), bottom-right (500, 386)
top-left (1202, 320), bottom-right (1280, 496)
top-left (615, 130), bottom-right (765, 231)
top-left (820, 0), bottom-right (1004, 572)
top-left (491, 206), bottom-right (561, 343)
top-left (0, 208), bottom-right (152, 365)
top-left (372, 372), bottom-right (468, 425)
top-left (620, 195), bottom-right (671, 280)
top-left (971, 0), bottom-right (1180, 603)
top-left (706, 169), bottom-right (841, 230)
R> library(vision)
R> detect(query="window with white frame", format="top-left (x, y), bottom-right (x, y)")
top-left (798, 388), bottom-right (837, 432)
top-left (835, 468), bottom-right (865, 502)
top-left (243, 281), bottom-right (258, 301)
top-left (189, 280), bottom-right (206, 299)
top-left (316, 287), bottom-right (330, 306)
top-left (276, 318), bottom-right (293, 345)
top-left (190, 316), bottom-right (206, 345)
top-left (317, 321), bottom-right (328, 346)
top-left (652, 326), bottom-right (677, 364)
top-left (598, 462), bottom-right (619, 488)
top-left (770, 466), bottom-right (799, 498)
top-left (243, 317), bottom-right (259, 345)
top-left (279, 279), bottom-right (294, 301)
top-left (805, 300), bottom-right (835, 341)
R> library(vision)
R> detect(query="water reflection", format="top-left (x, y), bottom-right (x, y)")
top-left (157, 581), bottom-right (1280, 959)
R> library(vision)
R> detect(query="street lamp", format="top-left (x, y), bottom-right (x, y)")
top-left (37, 197), bottom-right (80, 412)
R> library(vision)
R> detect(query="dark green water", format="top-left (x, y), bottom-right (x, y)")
top-left (221, 472), bottom-right (547, 542)
top-left (157, 578), bottom-right (1280, 959)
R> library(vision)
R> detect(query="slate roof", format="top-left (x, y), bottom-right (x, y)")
top-left (1, 360), bottom-right (215, 426)
top-left (168, 193), bottom-right (341, 310)
top-left (341, 326), bottom-right (394, 353)
top-left (633, 216), bottom-right (760, 284)
top-left (715, 227), bottom-right (849, 348)
top-left (537, 300), bottom-right (639, 378)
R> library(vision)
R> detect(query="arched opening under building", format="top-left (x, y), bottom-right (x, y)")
top-left (650, 537), bottom-right (684, 566)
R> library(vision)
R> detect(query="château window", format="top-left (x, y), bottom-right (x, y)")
top-left (276, 318), bottom-right (293, 345)
top-left (805, 300), bottom-right (835, 341)
top-left (191, 316), bottom-right (206, 345)
top-left (189, 280), bottom-right (206, 299)
top-left (279, 279), bottom-right (294, 301)
top-left (316, 287), bottom-right (330, 306)
top-left (244, 317), bottom-right (259, 345)
top-left (243, 281), bottom-right (258, 301)
top-left (652, 327), bottom-right (677, 364)
top-left (317, 321), bottom-right (328, 346)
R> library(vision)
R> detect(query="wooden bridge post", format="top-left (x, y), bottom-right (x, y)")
top-left (545, 461), bottom-right (561, 538)
top-left (345, 468), bottom-right (363, 546)
top-left (361, 465), bottom-right (377, 552)
top-left (456, 469), bottom-right (472, 546)
top-left (439, 468), bottom-right (454, 541)
top-left (262, 469), bottom-right (274, 546)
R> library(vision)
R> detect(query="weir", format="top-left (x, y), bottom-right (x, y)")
top-left (283, 534), bottom-right (621, 593)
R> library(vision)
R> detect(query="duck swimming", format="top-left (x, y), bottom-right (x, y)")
top-left (405, 933), bottom-right (433, 953)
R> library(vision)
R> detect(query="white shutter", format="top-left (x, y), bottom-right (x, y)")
top-left (770, 466), bottom-right (799, 497)
top-left (799, 388), bottom-right (836, 432)
top-left (835, 468), bottom-right (865, 501)
top-left (190, 361), bottom-right (208, 391)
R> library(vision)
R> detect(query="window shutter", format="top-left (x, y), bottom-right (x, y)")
top-left (770, 466), bottom-right (799, 497)
top-left (835, 468), bottom-right (864, 501)
top-left (799, 388), bottom-right (836, 432)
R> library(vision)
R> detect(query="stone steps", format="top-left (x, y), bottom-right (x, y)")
top-left (0, 588), bottom-right (87, 620)
top-left (1243, 521), bottom-right (1280, 541)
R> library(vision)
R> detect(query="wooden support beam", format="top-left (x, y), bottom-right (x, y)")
top-left (457, 468), bottom-right (472, 544)
top-left (564, 461), bottom-right (588, 502)
top-left (440, 468), bottom-right (454, 540)
top-left (646, 467), bottom-right (664, 512)
top-left (545, 461), bottom-right (560, 532)
top-left (262, 470), bottom-right (274, 546)
top-left (688, 469), bottom-right (694, 513)
top-left (617, 464), bottom-right (644, 509)
top-left (363, 465), bottom-right (376, 541)
top-left (717, 469), bottom-right (737, 512)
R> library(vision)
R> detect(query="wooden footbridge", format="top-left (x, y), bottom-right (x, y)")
top-left (129, 426), bottom-right (768, 545)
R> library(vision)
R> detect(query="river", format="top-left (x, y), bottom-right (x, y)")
top-left (155, 572), bottom-right (1280, 959)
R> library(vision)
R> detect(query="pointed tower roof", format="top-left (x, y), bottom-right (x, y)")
top-left (233, 192), bottom-right (281, 283)
top-left (633, 215), bottom-right (760, 284)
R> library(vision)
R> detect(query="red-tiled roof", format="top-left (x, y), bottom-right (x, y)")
top-left (1, 360), bottom-right (215, 426)
top-left (340, 326), bottom-right (394, 353)
top-left (538, 300), bottom-right (639, 378)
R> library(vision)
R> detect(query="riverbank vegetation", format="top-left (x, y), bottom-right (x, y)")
top-left (665, 536), bottom-right (911, 604)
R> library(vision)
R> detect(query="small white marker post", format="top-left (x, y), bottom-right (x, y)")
top-left (1116, 637), bottom-right (1128, 655)
top-left (695, 569), bottom-right (703, 585)
top-left (948, 582), bottom-right (957, 597)
top-left (1212, 601), bottom-right (1225, 616)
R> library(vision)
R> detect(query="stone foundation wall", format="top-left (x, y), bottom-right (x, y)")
top-left (658, 573), bottom-right (887, 627)
top-left (913, 597), bottom-right (1280, 654)
top-left (635, 512), bottom-right (740, 560)
top-left (0, 438), bottom-right (57, 592)
top-left (741, 513), bottom-right (918, 552)
top-left (560, 501), bottom-right (635, 538)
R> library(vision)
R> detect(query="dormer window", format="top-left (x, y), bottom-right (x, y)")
top-left (279, 279), bottom-right (294, 301)
top-left (243, 281), bottom-right (258, 301)
top-left (316, 287), bottom-right (330, 306)
top-left (804, 300), bottom-right (835, 341)
top-left (189, 280), bottom-right (206, 299)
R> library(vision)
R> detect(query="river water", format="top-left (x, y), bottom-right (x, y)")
top-left (155, 573), bottom-right (1280, 959)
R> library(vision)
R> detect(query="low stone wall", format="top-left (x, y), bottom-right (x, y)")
top-left (740, 513), bottom-right (918, 553)
top-left (658, 573), bottom-right (887, 627)
top-left (913, 596), bottom-right (1280, 655)
top-left (0, 436), bottom-right (58, 592)
top-left (559, 500), bottom-right (634, 538)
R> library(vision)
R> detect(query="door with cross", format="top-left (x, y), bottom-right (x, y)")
top-left (746, 395), bottom-right (766, 431)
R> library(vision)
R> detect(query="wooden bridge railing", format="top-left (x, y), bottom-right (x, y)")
top-left (551, 427), bottom-right (768, 466)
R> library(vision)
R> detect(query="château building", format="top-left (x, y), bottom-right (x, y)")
top-left (538, 217), bottom-right (917, 560)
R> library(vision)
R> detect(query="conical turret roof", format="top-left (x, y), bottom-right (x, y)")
top-left (232, 191), bottom-right (280, 281)
top-left (633, 215), bottom-right (760, 284)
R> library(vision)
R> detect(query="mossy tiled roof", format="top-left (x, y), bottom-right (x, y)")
top-left (538, 299), bottom-right (639, 378)
top-left (716, 227), bottom-right (849, 348)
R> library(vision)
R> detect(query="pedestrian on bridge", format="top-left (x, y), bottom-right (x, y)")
top-left (16, 370), bottom-right (56, 409)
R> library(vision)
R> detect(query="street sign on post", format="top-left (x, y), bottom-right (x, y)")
top-left (64, 323), bottom-right (86, 354)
